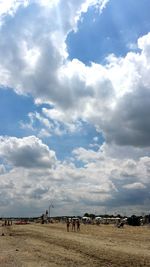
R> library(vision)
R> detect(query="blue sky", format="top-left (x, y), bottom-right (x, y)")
top-left (67, 0), bottom-right (150, 64)
top-left (0, 0), bottom-right (150, 217)
top-left (0, 88), bottom-right (35, 137)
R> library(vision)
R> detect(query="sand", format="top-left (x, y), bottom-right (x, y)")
top-left (0, 222), bottom-right (150, 266)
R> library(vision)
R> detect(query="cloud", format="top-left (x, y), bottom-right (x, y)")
top-left (0, 136), bottom-right (56, 168)
top-left (23, 32), bottom-right (150, 147)
top-left (29, 185), bottom-right (50, 200)
top-left (0, 0), bottom-right (110, 110)
top-left (1, 0), bottom-right (150, 216)
top-left (0, 0), bottom-right (29, 20)
top-left (123, 182), bottom-right (146, 190)
top-left (0, 0), bottom-right (108, 98)
top-left (73, 147), bottom-right (104, 163)
top-left (1, 0), bottom-right (150, 148)
top-left (0, 164), bottom-right (6, 174)
top-left (0, 138), bottom-right (149, 216)
top-left (20, 108), bottom-right (83, 136)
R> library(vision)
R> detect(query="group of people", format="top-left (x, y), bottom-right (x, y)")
top-left (2, 220), bottom-right (12, 226)
top-left (66, 218), bottom-right (80, 232)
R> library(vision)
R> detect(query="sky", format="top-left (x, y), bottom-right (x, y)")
top-left (0, 0), bottom-right (150, 217)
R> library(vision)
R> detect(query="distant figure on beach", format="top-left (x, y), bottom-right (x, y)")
top-left (76, 219), bottom-right (80, 231)
top-left (41, 214), bottom-right (44, 224)
top-left (66, 218), bottom-right (70, 232)
top-left (72, 219), bottom-right (76, 232)
top-left (117, 221), bottom-right (124, 228)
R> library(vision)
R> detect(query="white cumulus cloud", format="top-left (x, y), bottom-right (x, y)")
top-left (0, 136), bottom-right (56, 168)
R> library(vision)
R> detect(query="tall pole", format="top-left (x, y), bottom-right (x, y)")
top-left (49, 203), bottom-right (54, 221)
top-left (49, 205), bottom-right (51, 220)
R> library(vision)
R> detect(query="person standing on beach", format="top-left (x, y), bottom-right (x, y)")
top-left (76, 219), bottom-right (80, 231)
top-left (72, 219), bottom-right (76, 231)
top-left (66, 218), bottom-right (70, 232)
